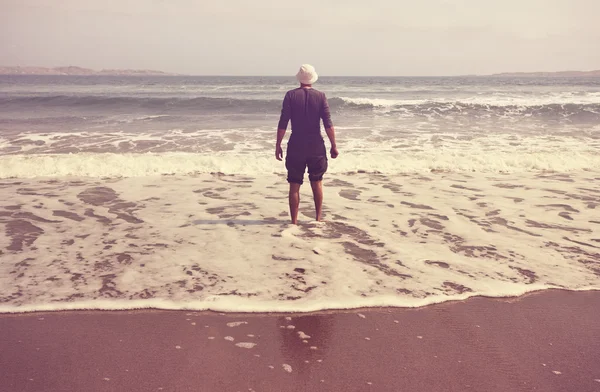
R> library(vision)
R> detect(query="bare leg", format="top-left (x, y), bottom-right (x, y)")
top-left (310, 180), bottom-right (323, 221)
top-left (289, 183), bottom-right (301, 224)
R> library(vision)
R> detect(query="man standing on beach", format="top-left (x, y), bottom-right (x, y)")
top-left (276, 64), bottom-right (338, 224)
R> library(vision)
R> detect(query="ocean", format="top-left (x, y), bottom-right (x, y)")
top-left (0, 75), bottom-right (599, 313)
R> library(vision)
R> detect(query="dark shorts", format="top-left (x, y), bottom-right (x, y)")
top-left (285, 153), bottom-right (328, 184)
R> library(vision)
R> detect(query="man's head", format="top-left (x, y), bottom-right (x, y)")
top-left (296, 64), bottom-right (318, 86)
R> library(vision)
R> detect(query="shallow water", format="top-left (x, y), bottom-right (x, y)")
top-left (1, 171), bottom-right (598, 313)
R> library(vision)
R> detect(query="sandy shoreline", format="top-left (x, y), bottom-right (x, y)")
top-left (1, 289), bottom-right (599, 392)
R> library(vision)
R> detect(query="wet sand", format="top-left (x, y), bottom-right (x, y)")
top-left (1, 289), bottom-right (599, 392)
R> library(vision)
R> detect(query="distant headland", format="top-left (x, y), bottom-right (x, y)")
top-left (0, 66), bottom-right (176, 76)
top-left (1, 66), bottom-right (599, 77)
top-left (491, 70), bottom-right (600, 77)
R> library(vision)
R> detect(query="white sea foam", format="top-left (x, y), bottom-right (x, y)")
top-left (0, 172), bottom-right (598, 314)
top-left (0, 144), bottom-right (598, 179)
top-left (227, 321), bottom-right (248, 327)
top-left (235, 342), bottom-right (257, 349)
top-left (338, 93), bottom-right (600, 108)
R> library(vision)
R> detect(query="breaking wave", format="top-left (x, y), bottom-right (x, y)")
top-left (1, 149), bottom-right (599, 179)
top-left (1, 95), bottom-right (599, 121)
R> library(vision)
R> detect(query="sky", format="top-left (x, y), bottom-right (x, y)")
top-left (1, 0), bottom-right (599, 76)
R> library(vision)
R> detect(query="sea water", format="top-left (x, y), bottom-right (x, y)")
top-left (0, 75), bottom-right (599, 313)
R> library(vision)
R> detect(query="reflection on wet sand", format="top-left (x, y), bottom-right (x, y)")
top-left (278, 314), bottom-right (333, 385)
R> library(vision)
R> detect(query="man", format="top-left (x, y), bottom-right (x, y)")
top-left (275, 64), bottom-right (338, 224)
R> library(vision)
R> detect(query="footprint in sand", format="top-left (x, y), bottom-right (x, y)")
top-left (339, 189), bottom-right (361, 200)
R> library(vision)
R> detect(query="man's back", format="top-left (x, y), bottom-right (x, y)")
top-left (278, 87), bottom-right (333, 152)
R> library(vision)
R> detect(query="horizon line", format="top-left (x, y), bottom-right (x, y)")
top-left (1, 65), bottom-right (599, 78)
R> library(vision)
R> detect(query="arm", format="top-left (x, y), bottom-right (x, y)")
top-left (321, 94), bottom-right (339, 159)
top-left (275, 128), bottom-right (286, 161)
top-left (276, 93), bottom-right (291, 161)
top-left (325, 126), bottom-right (338, 158)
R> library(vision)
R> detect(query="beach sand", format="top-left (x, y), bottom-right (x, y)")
top-left (1, 289), bottom-right (599, 392)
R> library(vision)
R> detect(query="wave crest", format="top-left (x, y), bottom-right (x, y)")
top-left (2, 95), bottom-right (599, 121)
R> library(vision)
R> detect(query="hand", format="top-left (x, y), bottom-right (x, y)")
top-left (330, 146), bottom-right (339, 159)
top-left (275, 145), bottom-right (283, 161)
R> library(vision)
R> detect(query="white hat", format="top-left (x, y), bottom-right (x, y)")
top-left (296, 64), bottom-right (318, 84)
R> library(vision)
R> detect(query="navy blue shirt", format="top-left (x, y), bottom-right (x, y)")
top-left (278, 87), bottom-right (333, 155)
